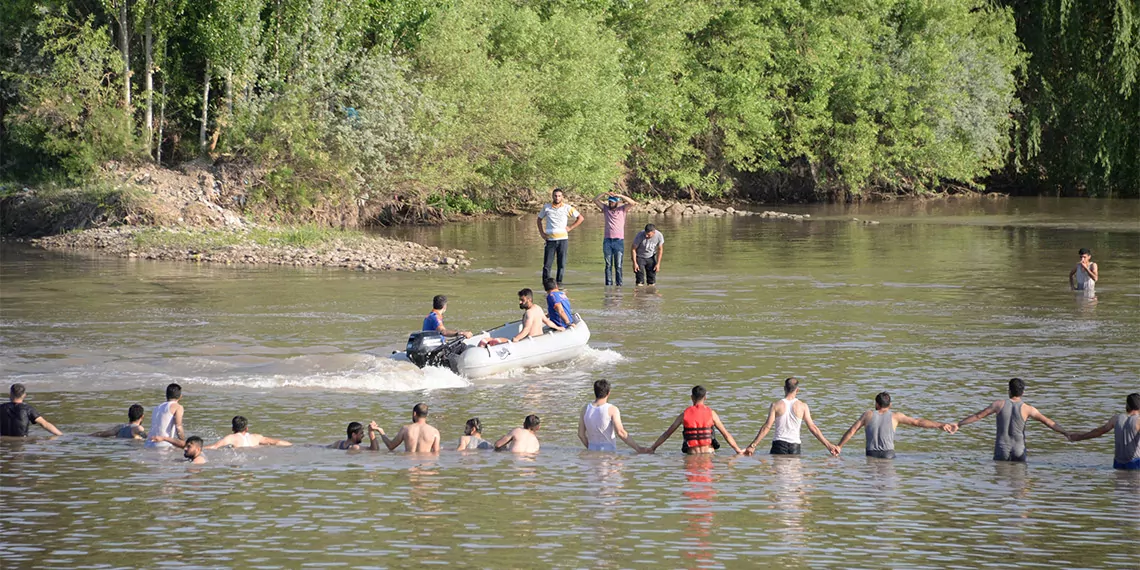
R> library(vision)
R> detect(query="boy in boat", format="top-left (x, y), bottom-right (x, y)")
top-left (495, 414), bottom-right (542, 453)
top-left (423, 294), bottom-right (472, 339)
top-left (743, 377), bottom-right (837, 456)
top-left (479, 288), bottom-right (564, 347)
top-left (204, 416), bottom-right (293, 449)
top-left (544, 278), bottom-right (576, 329)
top-left (330, 421), bottom-right (382, 450)
top-left (1066, 393), bottom-right (1140, 470)
top-left (89, 404), bottom-right (147, 439)
top-left (831, 392), bottom-right (955, 458)
top-left (647, 385), bottom-right (743, 454)
top-left (1068, 248), bottom-right (1098, 295)
top-left (378, 403), bottom-right (441, 453)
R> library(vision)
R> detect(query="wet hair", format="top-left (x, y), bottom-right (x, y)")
top-left (464, 418), bottom-right (482, 436)
top-left (166, 383), bottom-right (182, 400)
top-left (543, 278), bottom-right (558, 292)
top-left (1078, 248), bottom-right (1090, 256)
top-left (432, 295), bottom-right (447, 310)
top-left (9, 383), bottom-right (26, 399)
top-left (1127, 393), bottom-right (1139, 412)
top-left (518, 288), bottom-right (533, 301)
top-left (1008, 377), bottom-right (1025, 398)
top-left (594, 379), bottom-right (611, 399)
top-left (231, 416), bottom-right (249, 433)
top-left (128, 404), bottom-right (145, 422)
top-left (875, 392), bottom-right (891, 409)
top-left (185, 436), bottom-right (203, 448)
top-left (644, 223), bottom-right (656, 232)
top-left (413, 403), bottom-right (429, 418)
top-left (347, 421), bottom-right (364, 438)
top-left (784, 377), bottom-right (799, 395)
top-left (691, 385), bottom-right (707, 401)
top-left (523, 414), bottom-right (541, 430)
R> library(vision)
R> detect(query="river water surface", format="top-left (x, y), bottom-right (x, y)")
top-left (1, 198), bottom-right (1138, 569)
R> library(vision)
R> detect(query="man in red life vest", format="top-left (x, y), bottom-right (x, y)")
top-left (647, 385), bottom-right (744, 454)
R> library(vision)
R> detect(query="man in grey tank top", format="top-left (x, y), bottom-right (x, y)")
top-left (1067, 393), bottom-right (1140, 470)
top-left (955, 378), bottom-right (1068, 462)
top-left (833, 392), bottom-right (955, 459)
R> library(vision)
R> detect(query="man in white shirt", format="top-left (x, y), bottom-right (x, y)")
top-left (536, 188), bottom-right (584, 286)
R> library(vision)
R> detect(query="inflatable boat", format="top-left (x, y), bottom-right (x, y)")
top-left (395, 315), bottom-right (591, 379)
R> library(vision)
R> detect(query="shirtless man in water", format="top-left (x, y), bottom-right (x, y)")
top-left (205, 416), bottom-right (292, 449)
top-left (330, 421), bottom-right (381, 450)
top-left (480, 289), bottom-right (564, 347)
top-left (495, 414), bottom-right (542, 453)
top-left (379, 403), bottom-right (441, 453)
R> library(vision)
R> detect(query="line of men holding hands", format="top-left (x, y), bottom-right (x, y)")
top-left (5, 377), bottom-right (1138, 470)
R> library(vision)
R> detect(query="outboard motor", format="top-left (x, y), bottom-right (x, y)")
top-left (405, 331), bottom-right (445, 368)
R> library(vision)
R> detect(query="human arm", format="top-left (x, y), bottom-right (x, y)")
top-left (204, 435), bottom-right (235, 450)
top-left (655, 244), bottom-right (663, 271)
top-left (259, 436), bottom-right (292, 447)
top-left (431, 432), bottom-right (441, 453)
top-left (615, 194), bottom-right (638, 207)
top-left (647, 413), bottom-right (685, 452)
top-left (89, 426), bottom-right (120, 437)
top-left (566, 209), bottom-right (584, 233)
top-left (494, 430), bottom-right (515, 451)
top-left (803, 405), bottom-right (836, 454)
top-left (33, 416), bottom-right (63, 436)
top-left (367, 421), bottom-right (381, 451)
top-left (834, 412), bottom-right (870, 455)
top-left (593, 192), bottom-right (609, 210)
top-left (552, 301), bottom-right (571, 328)
top-left (440, 326), bottom-right (472, 339)
top-left (956, 400), bottom-right (1002, 428)
top-left (577, 406), bottom-right (589, 449)
top-left (536, 215), bottom-right (548, 240)
top-left (456, 436), bottom-right (471, 451)
top-left (540, 313), bottom-right (565, 332)
top-left (174, 406), bottom-right (185, 440)
top-left (1067, 417), bottom-right (1115, 442)
top-left (711, 410), bottom-right (743, 454)
top-left (631, 237), bottom-right (641, 271)
top-left (1026, 405), bottom-right (1067, 436)
top-left (1069, 266), bottom-right (1078, 289)
top-left (150, 435), bottom-right (187, 448)
top-left (380, 426), bottom-right (406, 451)
top-left (744, 403), bottom-right (779, 455)
top-left (611, 407), bottom-right (643, 452)
top-left (1085, 261), bottom-right (1098, 282)
top-left (895, 412), bottom-right (953, 432)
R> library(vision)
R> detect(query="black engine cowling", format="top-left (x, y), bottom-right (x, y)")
top-left (405, 331), bottom-right (467, 369)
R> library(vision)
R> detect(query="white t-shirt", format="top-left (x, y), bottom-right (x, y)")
top-left (538, 203), bottom-right (580, 240)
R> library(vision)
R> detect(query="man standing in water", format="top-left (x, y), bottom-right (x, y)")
top-left (954, 377), bottom-right (1068, 462)
top-left (594, 191), bottom-right (637, 286)
top-left (578, 379), bottom-right (645, 452)
top-left (379, 403), bottom-right (441, 453)
top-left (537, 188), bottom-right (583, 286)
top-left (743, 378), bottom-right (837, 456)
top-left (1, 383), bottom-right (63, 437)
top-left (1068, 248), bottom-right (1098, 295)
top-left (205, 416), bottom-right (293, 449)
top-left (146, 383), bottom-right (185, 449)
top-left (495, 414), bottom-right (542, 453)
top-left (90, 404), bottom-right (146, 439)
top-left (832, 392), bottom-right (956, 458)
top-left (330, 421), bottom-right (382, 450)
top-left (631, 224), bottom-right (664, 286)
top-left (1066, 393), bottom-right (1140, 470)
top-left (423, 295), bottom-right (472, 339)
top-left (648, 385), bottom-right (744, 454)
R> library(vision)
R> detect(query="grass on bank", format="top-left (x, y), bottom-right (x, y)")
top-left (131, 225), bottom-right (369, 251)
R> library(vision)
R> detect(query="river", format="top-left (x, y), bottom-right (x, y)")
top-left (1, 197), bottom-right (1138, 568)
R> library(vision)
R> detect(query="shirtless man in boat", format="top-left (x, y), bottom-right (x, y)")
top-left (204, 415), bottom-right (293, 449)
top-left (495, 414), bottom-right (542, 453)
top-left (378, 403), bottom-right (441, 453)
top-left (480, 288), bottom-right (564, 347)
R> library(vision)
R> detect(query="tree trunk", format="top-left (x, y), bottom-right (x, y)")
top-left (225, 68), bottom-right (234, 117)
top-left (119, 0), bottom-right (131, 112)
top-left (144, 8), bottom-right (154, 158)
top-left (200, 59), bottom-right (211, 152)
top-left (157, 73), bottom-right (167, 164)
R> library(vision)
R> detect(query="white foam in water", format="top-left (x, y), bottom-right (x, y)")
top-left (186, 355), bottom-right (471, 392)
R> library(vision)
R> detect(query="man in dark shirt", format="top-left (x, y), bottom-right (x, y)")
top-left (1, 383), bottom-right (63, 437)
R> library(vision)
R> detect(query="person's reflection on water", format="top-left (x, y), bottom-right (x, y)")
top-left (993, 460), bottom-right (1031, 500)
top-left (681, 454), bottom-right (717, 568)
top-left (632, 286), bottom-right (663, 313)
top-left (601, 288), bottom-right (623, 312)
top-left (1075, 292), bottom-right (1098, 313)
top-left (867, 455), bottom-right (899, 492)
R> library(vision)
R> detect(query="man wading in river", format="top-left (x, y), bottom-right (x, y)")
top-left (954, 377), bottom-right (1068, 462)
top-left (832, 392), bottom-right (956, 458)
top-left (647, 385), bottom-right (744, 454)
top-left (1066, 392), bottom-right (1140, 470)
top-left (537, 188), bottom-right (584, 287)
top-left (379, 403), bottom-right (441, 453)
top-left (743, 378), bottom-right (837, 456)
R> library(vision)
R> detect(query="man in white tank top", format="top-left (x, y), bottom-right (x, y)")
top-left (1068, 247), bottom-right (1098, 295)
top-left (577, 380), bottom-right (645, 452)
top-left (743, 378), bottom-right (837, 456)
top-left (145, 383), bottom-right (185, 449)
top-left (204, 416), bottom-right (293, 449)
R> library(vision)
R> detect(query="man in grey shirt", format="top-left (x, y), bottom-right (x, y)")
top-left (954, 377), bottom-right (1067, 462)
top-left (833, 391), bottom-right (955, 459)
top-left (632, 224), bottom-right (665, 286)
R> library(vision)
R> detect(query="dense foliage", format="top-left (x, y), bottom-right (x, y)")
top-left (0, 0), bottom-right (1133, 214)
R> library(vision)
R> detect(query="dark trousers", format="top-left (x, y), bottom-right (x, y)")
top-left (770, 440), bottom-right (801, 455)
top-left (866, 449), bottom-right (896, 459)
top-left (634, 254), bottom-right (657, 285)
top-left (543, 239), bottom-right (568, 284)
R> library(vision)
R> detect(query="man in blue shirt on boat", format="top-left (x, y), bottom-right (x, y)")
top-left (544, 278), bottom-right (576, 329)
top-left (423, 295), bottom-right (472, 338)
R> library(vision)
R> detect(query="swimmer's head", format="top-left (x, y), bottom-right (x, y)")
top-left (784, 377), bottom-right (799, 395)
top-left (594, 379), bottom-right (611, 399)
top-left (413, 403), bottom-right (429, 420)
top-left (1127, 393), bottom-right (1139, 412)
top-left (231, 416), bottom-right (249, 433)
top-left (184, 436), bottom-right (203, 459)
top-left (165, 383), bottom-right (182, 401)
top-left (9, 383), bottom-right (26, 401)
top-left (1008, 378), bottom-right (1025, 398)
top-left (691, 385), bottom-right (707, 403)
top-left (128, 404), bottom-right (144, 422)
top-left (347, 422), bottom-right (364, 442)
top-left (464, 418), bottom-right (482, 436)
top-left (875, 392), bottom-right (891, 410)
top-left (523, 414), bottom-right (541, 431)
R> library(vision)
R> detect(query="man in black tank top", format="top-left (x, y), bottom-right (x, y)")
top-left (954, 378), bottom-right (1068, 462)
top-left (0, 384), bottom-right (63, 437)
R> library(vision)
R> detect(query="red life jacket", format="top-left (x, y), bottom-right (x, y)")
top-left (682, 404), bottom-right (714, 448)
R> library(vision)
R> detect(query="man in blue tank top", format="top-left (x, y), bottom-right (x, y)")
top-left (543, 278), bottom-right (575, 329)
